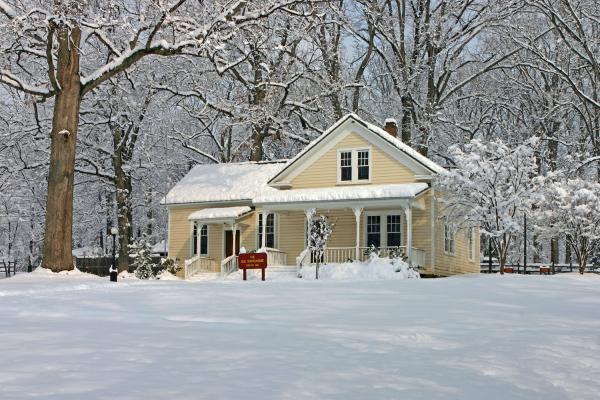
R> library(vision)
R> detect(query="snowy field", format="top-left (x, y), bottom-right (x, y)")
top-left (1, 271), bottom-right (599, 400)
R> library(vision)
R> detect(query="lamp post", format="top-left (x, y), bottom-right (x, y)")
top-left (110, 227), bottom-right (118, 282)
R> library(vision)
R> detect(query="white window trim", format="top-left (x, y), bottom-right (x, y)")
top-left (444, 223), bottom-right (456, 256)
top-left (256, 212), bottom-right (278, 249)
top-left (363, 210), bottom-right (403, 248)
top-left (199, 224), bottom-right (209, 256)
top-left (191, 222), bottom-right (209, 257)
top-left (336, 147), bottom-right (372, 185)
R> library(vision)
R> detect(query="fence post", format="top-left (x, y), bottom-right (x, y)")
top-left (523, 215), bottom-right (527, 275)
top-left (488, 239), bottom-right (492, 274)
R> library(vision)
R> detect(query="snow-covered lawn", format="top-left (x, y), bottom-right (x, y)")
top-left (1, 271), bottom-right (599, 400)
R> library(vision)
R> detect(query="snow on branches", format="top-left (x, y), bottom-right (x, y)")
top-left (535, 176), bottom-right (600, 274)
top-left (437, 138), bottom-right (541, 271)
top-left (309, 214), bottom-right (332, 280)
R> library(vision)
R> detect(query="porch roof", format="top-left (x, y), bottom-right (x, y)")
top-left (253, 183), bottom-right (429, 206)
top-left (188, 206), bottom-right (252, 222)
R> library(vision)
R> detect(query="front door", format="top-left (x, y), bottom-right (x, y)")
top-left (225, 230), bottom-right (240, 257)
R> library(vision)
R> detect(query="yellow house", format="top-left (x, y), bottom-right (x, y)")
top-left (163, 114), bottom-right (480, 278)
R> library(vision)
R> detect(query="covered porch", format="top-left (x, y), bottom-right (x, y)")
top-left (255, 183), bottom-right (431, 273)
top-left (184, 206), bottom-right (252, 279)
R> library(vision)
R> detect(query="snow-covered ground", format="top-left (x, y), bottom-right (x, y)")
top-left (1, 270), bottom-right (599, 400)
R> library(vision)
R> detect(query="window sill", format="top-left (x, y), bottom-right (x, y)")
top-left (336, 180), bottom-right (372, 186)
top-left (444, 251), bottom-right (456, 257)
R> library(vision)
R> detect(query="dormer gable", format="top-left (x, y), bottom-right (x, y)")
top-left (269, 114), bottom-right (445, 190)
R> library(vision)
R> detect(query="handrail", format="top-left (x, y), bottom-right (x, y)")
top-left (262, 247), bottom-right (288, 266)
top-left (221, 255), bottom-right (238, 276)
top-left (184, 255), bottom-right (217, 279)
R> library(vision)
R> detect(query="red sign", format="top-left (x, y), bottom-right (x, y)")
top-left (238, 252), bottom-right (268, 269)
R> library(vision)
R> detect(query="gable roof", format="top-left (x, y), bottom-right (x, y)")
top-left (162, 161), bottom-right (286, 205)
top-left (268, 113), bottom-right (445, 185)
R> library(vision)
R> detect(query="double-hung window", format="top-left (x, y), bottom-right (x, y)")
top-left (366, 213), bottom-right (402, 249)
top-left (338, 149), bottom-right (370, 183)
top-left (367, 215), bottom-right (381, 247)
top-left (192, 223), bottom-right (208, 256)
top-left (386, 215), bottom-right (402, 247)
top-left (340, 151), bottom-right (352, 181)
top-left (444, 223), bottom-right (455, 254)
top-left (357, 150), bottom-right (370, 180)
top-left (258, 213), bottom-right (276, 248)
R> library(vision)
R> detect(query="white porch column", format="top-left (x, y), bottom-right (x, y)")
top-left (304, 208), bottom-right (316, 249)
top-left (405, 205), bottom-right (413, 267)
top-left (231, 222), bottom-right (238, 256)
top-left (261, 210), bottom-right (270, 249)
top-left (352, 207), bottom-right (363, 260)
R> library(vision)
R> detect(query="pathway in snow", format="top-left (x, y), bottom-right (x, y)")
top-left (1, 270), bottom-right (599, 400)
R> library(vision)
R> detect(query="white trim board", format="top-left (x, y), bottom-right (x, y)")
top-left (269, 115), bottom-right (438, 186)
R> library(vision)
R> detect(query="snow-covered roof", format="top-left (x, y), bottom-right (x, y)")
top-left (188, 206), bottom-right (252, 221)
top-left (358, 117), bottom-right (446, 174)
top-left (254, 183), bottom-right (429, 204)
top-left (269, 114), bottom-right (445, 184)
top-left (162, 161), bottom-right (286, 205)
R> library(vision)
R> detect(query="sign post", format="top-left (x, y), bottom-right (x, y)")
top-left (238, 252), bottom-right (268, 281)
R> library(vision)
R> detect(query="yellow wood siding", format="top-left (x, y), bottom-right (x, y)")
top-left (433, 198), bottom-right (480, 276)
top-left (289, 132), bottom-right (417, 189)
top-left (276, 211), bottom-right (306, 262)
top-left (271, 205), bottom-right (434, 272)
top-left (168, 205), bottom-right (255, 270)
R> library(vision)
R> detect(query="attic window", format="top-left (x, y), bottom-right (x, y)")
top-left (340, 151), bottom-right (352, 181)
top-left (338, 148), bottom-right (371, 183)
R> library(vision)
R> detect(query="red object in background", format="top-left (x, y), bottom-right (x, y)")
top-left (238, 252), bottom-right (268, 281)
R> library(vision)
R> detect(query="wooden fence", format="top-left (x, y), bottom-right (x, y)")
top-left (480, 262), bottom-right (600, 274)
top-left (74, 256), bottom-right (163, 276)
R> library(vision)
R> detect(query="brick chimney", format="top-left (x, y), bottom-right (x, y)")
top-left (384, 118), bottom-right (398, 138)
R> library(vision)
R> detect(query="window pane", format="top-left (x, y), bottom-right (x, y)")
top-left (387, 215), bottom-right (401, 247)
top-left (367, 215), bottom-right (381, 247)
top-left (258, 214), bottom-right (275, 248)
top-left (200, 225), bottom-right (208, 255)
top-left (358, 150), bottom-right (369, 180)
top-left (340, 151), bottom-right (352, 181)
top-left (192, 223), bottom-right (198, 255)
top-left (266, 214), bottom-right (275, 248)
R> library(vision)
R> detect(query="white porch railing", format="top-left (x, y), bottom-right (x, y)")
top-left (305, 246), bottom-right (426, 268)
top-left (263, 247), bottom-right (288, 266)
top-left (184, 256), bottom-right (218, 279)
top-left (221, 255), bottom-right (238, 276)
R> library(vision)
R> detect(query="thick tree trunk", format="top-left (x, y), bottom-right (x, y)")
top-left (400, 94), bottom-right (412, 144)
top-left (41, 25), bottom-right (81, 272)
top-left (113, 128), bottom-right (133, 272)
top-left (250, 126), bottom-right (265, 162)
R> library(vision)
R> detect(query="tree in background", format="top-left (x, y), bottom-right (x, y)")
top-left (0, 0), bottom-right (315, 271)
top-left (437, 138), bottom-right (540, 273)
top-left (535, 176), bottom-right (600, 274)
